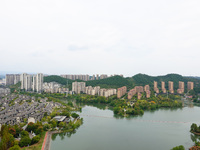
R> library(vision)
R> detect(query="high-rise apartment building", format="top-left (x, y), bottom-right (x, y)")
top-left (144, 85), bottom-right (150, 92)
top-left (128, 89), bottom-right (136, 99)
top-left (72, 81), bottom-right (86, 94)
top-left (5, 74), bottom-right (20, 85)
top-left (146, 90), bottom-right (151, 98)
top-left (135, 86), bottom-right (144, 93)
top-left (26, 74), bottom-right (32, 91)
top-left (117, 86), bottom-right (127, 98)
top-left (177, 81), bottom-right (184, 94)
top-left (161, 81), bottom-right (166, 93)
top-left (21, 73), bottom-right (43, 92)
top-left (154, 81), bottom-right (159, 93)
top-left (168, 81), bottom-right (174, 94)
top-left (36, 73), bottom-right (43, 93)
top-left (32, 75), bottom-right (37, 92)
top-left (187, 82), bottom-right (194, 91)
top-left (96, 74), bottom-right (99, 80)
top-left (21, 73), bottom-right (27, 90)
top-left (137, 93), bottom-right (142, 100)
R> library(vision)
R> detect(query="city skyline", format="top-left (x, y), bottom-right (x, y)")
top-left (1, 0), bottom-right (200, 76)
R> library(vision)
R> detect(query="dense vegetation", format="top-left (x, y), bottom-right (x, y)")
top-left (190, 123), bottom-right (200, 134)
top-left (43, 75), bottom-right (82, 90)
top-left (68, 94), bottom-right (182, 117)
top-left (44, 74), bottom-right (200, 91)
top-left (86, 76), bottom-right (131, 89)
top-left (171, 145), bottom-right (185, 150)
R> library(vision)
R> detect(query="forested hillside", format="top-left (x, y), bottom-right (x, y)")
top-left (44, 74), bottom-right (200, 90)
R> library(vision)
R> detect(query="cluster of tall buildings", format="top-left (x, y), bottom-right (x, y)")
top-left (43, 82), bottom-right (68, 93)
top-left (21, 73), bottom-right (43, 93)
top-left (117, 86), bottom-right (127, 98)
top-left (61, 74), bottom-right (123, 81)
top-left (72, 81), bottom-right (116, 97)
top-left (85, 86), bottom-right (116, 97)
top-left (5, 73), bottom-right (44, 93)
top-left (5, 74), bottom-right (21, 85)
top-left (154, 81), bottom-right (194, 94)
top-left (128, 85), bottom-right (150, 100)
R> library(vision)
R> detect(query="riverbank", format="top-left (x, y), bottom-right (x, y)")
top-left (42, 131), bottom-right (62, 150)
top-left (41, 118), bottom-right (82, 150)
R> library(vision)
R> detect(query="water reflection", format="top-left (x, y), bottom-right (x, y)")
top-left (190, 133), bottom-right (200, 143)
top-left (52, 133), bottom-right (58, 141)
top-left (51, 130), bottom-right (77, 141)
top-left (77, 102), bottom-right (109, 111)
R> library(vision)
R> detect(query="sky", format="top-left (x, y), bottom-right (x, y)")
top-left (0, 0), bottom-right (200, 77)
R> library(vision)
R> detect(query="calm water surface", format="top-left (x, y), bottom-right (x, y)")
top-left (50, 105), bottom-right (200, 150)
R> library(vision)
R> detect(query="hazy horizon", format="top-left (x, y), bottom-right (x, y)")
top-left (0, 71), bottom-right (199, 78)
top-left (1, 0), bottom-right (200, 77)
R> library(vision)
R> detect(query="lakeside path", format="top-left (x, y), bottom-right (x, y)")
top-left (41, 132), bottom-right (48, 150)
top-left (42, 131), bottom-right (63, 150)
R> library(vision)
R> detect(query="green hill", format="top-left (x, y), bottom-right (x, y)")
top-left (44, 74), bottom-right (200, 90)
top-left (86, 76), bottom-right (131, 89)
top-left (43, 75), bottom-right (82, 89)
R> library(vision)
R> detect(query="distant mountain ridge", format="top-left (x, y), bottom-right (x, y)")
top-left (185, 76), bottom-right (200, 80)
top-left (44, 73), bottom-right (200, 90)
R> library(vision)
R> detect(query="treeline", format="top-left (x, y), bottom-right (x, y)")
top-left (43, 75), bottom-right (82, 89)
top-left (131, 73), bottom-right (200, 90)
top-left (71, 94), bottom-right (182, 117)
top-left (44, 74), bottom-right (200, 91)
top-left (86, 76), bottom-right (132, 89)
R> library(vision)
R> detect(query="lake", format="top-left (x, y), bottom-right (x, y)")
top-left (50, 104), bottom-right (200, 150)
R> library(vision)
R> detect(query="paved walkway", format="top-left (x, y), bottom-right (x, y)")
top-left (41, 132), bottom-right (48, 150)
top-left (42, 131), bottom-right (62, 150)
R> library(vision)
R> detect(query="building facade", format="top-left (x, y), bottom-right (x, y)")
top-left (5, 74), bottom-right (20, 85)
top-left (117, 86), bottom-right (127, 98)
top-left (72, 81), bottom-right (86, 94)
top-left (154, 81), bottom-right (159, 93)
top-left (187, 82), bottom-right (194, 91)
top-left (168, 81), bottom-right (174, 94)
top-left (177, 81), bottom-right (184, 94)
top-left (21, 73), bottom-right (43, 92)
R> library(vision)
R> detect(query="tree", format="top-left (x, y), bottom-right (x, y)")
top-left (171, 145), bottom-right (185, 150)
top-left (31, 135), bottom-right (40, 144)
top-left (43, 124), bottom-right (51, 131)
top-left (0, 125), bottom-right (14, 150)
top-left (35, 126), bottom-right (43, 135)
top-left (51, 120), bottom-right (57, 128)
top-left (58, 122), bottom-right (65, 128)
top-left (71, 113), bottom-right (79, 118)
top-left (26, 122), bottom-right (35, 132)
top-left (9, 128), bottom-right (16, 137)
top-left (9, 145), bottom-right (21, 150)
top-left (191, 123), bottom-right (198, 132)
top-left (21, 130), bottom-right (29, 138)
top-left (19, 136), bottom-right (31, 147)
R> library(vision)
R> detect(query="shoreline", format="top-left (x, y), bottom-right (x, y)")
top-left (42, 131), bottom-right (63, 150)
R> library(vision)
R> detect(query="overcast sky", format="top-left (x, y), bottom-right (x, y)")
top-left (0, 0), bottom-right (200, 77)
